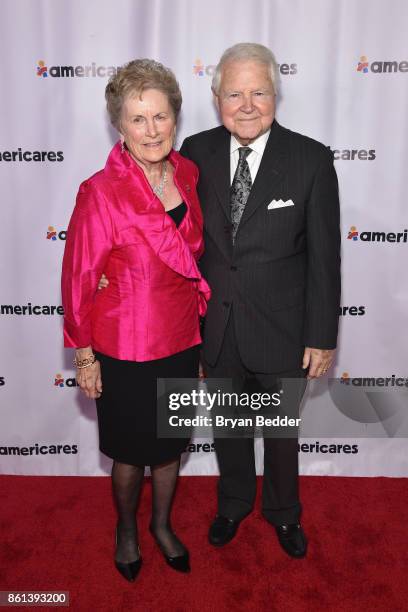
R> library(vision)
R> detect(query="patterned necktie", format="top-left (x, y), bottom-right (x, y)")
top-left (230, 146), bottom-right (252, 244)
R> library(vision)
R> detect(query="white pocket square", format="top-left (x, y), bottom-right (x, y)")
top-left (267, 199), bottom-right (294, 209)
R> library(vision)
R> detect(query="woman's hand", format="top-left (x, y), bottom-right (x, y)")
top-left (98, 273), bottom-right (109, 290)
top-left (75, 347), bottom-right (102, 399)
top-left (199, 351), bottom-right (206, 379)
top-left (76, 361), bottom-right (102, 399)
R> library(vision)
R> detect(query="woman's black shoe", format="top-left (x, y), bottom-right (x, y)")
top-left (115, 557), bottom-right (142, 582)
top-left (115, 526), bottom-right (142, 582)
top-left (149, 525), bottom-right (190, 573)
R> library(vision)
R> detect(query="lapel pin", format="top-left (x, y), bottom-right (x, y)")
top-left (185, 184), bottom-right (191, 192)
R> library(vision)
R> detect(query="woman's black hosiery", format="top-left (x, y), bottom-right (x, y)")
top-left (150, 457), bottom-right (186, 557)
top-left (111, 460), bottom-right (144, 563)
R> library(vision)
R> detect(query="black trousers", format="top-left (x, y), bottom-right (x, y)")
top-left (204, 309), bottom-right (307, 525)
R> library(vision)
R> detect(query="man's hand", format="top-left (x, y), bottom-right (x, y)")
top-left (98, 273), bottom-right (109, 290)
top-left (302, 347), bottom-right (335, 379)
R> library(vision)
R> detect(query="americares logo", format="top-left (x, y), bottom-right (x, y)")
top-left (37, 60), bottom-right (48, 77)
top-left (298, 441), bottom-right (358, 454)
top-left (54, 373), bottom-right (79, 388)
top-left (0, 443), bottom-right (78, 456)
top-left (47, 226), bottom-right (67, 241)
top-left (357, 56), bottom-right (369, 73)
top-left (193, 59), bottom-right (206, 76)
top-left (36, 59), bottom-right (119, 78)
top-left (341, 372), bottom-right (408, 387)
top-left (328, 146), bottom-right (375, 161)
top-left (339, 305), bottom-right (366, 316)
top-left (193, 59), bottom-right (298, 77)
top-left (1, 303), bottom-right (64, 316)
top-left (329, 372), bottom-right (407, 434)
top-left (347, 226), bottom-right (408, 243)
top-left (54, 373), bottom-right (64, 387)
top-left (184, 442), bottom-right (215, 453)
top-left (0, 148), bottom-right (64, 162)
top-left (347, 226), bottom-right (359, 241)
top-left (357, 55), bottom-right (408, 74)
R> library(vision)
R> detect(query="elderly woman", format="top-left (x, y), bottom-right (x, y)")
top-left (61, 59), bottom-right (210, 582)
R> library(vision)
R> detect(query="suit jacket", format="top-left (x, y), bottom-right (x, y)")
top-left (180, 120), bottom-right (341, 372)
top-left (62, 142), bottom-right (210, 361)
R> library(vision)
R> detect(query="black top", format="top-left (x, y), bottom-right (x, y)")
top-left (166, 202), bottom-right (187, 228)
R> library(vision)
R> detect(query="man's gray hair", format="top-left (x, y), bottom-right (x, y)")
top-left (212, 42), bottom-right (279, 95)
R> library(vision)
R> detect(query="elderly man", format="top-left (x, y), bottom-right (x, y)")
top-left (180, 43), bottom-right (341, 558)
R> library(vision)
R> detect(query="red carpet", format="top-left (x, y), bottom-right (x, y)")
top-left (1, 475), bottom-right (407, 611)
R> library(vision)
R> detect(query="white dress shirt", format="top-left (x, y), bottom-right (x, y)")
top-left (230, 129), bottom-right (271, 185)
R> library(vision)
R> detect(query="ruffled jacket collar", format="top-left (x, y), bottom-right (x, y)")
top-left (103, 142), bottom-right (210, 314)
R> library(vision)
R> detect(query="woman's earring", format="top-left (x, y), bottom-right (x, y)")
top-left (120, 140), bottom-right (125, 154)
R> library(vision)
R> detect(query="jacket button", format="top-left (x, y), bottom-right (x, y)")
top-left (222, 301), bottom-right (231, 308)
top-left (230, 265), bottom-right (237, 271)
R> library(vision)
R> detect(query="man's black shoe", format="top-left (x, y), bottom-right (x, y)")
top-left (275, 523), bottom-right (307, 558)
top-left (208, 515), bottom-right (240, 547)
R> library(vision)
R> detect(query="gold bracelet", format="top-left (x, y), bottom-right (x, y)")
top-left (74, 354), bottom-right (96, 369)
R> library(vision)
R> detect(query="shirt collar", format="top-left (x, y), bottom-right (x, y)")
top-left (230, 128), bottom-right (271, 156)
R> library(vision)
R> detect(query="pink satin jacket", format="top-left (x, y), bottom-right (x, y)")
top-left (61, 142), bottom-right (211, 361)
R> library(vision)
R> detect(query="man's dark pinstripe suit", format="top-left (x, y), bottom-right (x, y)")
top-left (180, 119), bottom-right (341, 524)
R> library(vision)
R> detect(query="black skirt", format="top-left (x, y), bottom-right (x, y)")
top-left (95, 344), bottom-right (200, 466)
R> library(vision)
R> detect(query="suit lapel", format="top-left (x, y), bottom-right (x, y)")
top-left (236, 120), bottom-right (289, 233)
top-left (207, 127), bottom-right (231, 221)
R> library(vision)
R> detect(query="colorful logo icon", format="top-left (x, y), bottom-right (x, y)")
top-left (54, 373), bottom-right (78, 387)
top-left (37, 60), bottom-right (48, 77)
top-left (347, 226), bottom-right (359, 241)
top-left (54, 373), bottom-right (64, 387)
top-left (47, 226), bottom-right (57, 240)
top-left (193, 58), bottom-right (205, 76)
top-left (340, 372), bottom-right (350, 384)
top-left (46, 226), bottom-right (67, 241)
top-left (357, 55), bottom-right (369, 74)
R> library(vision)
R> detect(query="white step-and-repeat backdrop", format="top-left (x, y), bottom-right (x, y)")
top-left (1, 0), bottom-right (407, 477)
